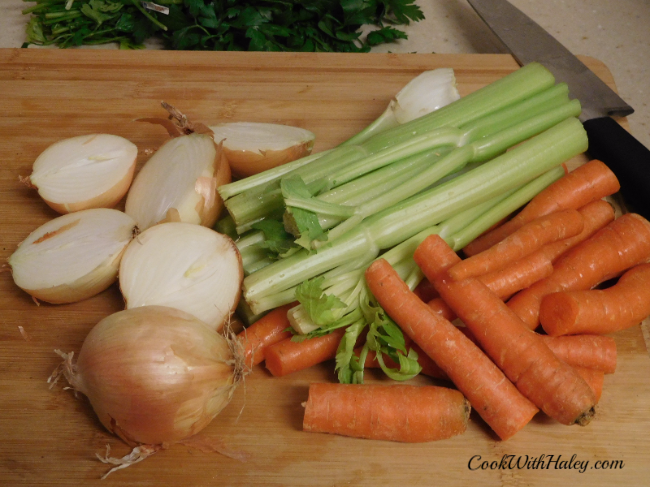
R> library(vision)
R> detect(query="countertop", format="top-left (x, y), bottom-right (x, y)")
top-left (2, 0), bottom-right (649, 150)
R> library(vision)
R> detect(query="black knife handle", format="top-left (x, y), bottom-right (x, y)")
top-left (584, 116), bottom-right (650, 218)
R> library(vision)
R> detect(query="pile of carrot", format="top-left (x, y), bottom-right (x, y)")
top-left (237, 159), bottom-right (650, 443)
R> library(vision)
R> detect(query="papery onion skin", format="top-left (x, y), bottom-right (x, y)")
top-left (65, 306), bottom-right (239, 446)
top-left (8, 208), bottom-right (137, 304)
top-left (28, 134), bottom-right (138, 214)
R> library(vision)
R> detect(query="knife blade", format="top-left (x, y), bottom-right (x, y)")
top-left (468, 0), bottom-right (650, 218)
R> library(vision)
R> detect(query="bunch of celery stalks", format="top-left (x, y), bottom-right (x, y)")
top-left (216, 62), bottom-right (588, 384)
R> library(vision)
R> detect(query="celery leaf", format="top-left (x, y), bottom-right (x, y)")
top-left (295, 276), bottom-right (346, 326)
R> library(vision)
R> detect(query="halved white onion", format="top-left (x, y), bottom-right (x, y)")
top-left (119, 222), bottom-right (243, 331)
top-left (124, 133), bottom-right (230, 231)
top-left (8, 208), bottom-right (137, 304)
top-left (209, 122), bottom-right (315, 177)
top-left (27, 134), bottom-right (138, 214)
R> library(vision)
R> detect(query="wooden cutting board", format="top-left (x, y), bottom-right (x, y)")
top-left (1, 49), bottom-right (649, 486)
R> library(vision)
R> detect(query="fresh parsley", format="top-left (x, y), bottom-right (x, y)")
top-left (22, 0), bottom-right (424, 51)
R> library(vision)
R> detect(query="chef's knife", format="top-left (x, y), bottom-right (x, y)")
top-left (468, 0), bottom-right (650, 217)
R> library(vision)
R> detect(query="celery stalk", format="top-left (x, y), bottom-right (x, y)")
top-left (243, 117), bottom-right (587, 313)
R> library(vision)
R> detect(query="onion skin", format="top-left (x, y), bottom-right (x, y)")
top-left (66, 306), bottom-right (239, 446)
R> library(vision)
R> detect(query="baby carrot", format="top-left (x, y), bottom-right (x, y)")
top-left (265, 328), bottom-right (346, 377)
top-left (463, 160), bottom-right (620, 256)
top-left (540, 263), bottom-right (650, 336)
top-left (366, 259), bottom-right (538, 441)
top-left (449, 209), bottom-right (584, 281)
top-left (508, 213), bottom-right (650, 329)
top-left (303, 383), bottom-right (470, 443)
top-left (415, 235), bottom-right (597, 426)
top-left (540, 199), bottom-right (615, 263)
top-left (237, 303), bottom-right (295, 368)
top-left (539, 334), bottom-right (617, 374)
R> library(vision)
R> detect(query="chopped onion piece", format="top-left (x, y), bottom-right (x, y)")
top-left (27, 134), bottom-right (138, 214)
top-left (8, 208), bottom-right (137, 304)
top-left (119, 222), bottom-right (243, 331)
top-left (209, 122), bottom-right (315, 177)
top-left (125, 133), bottom-right (230, 231)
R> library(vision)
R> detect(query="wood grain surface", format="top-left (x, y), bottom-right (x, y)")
top-left (1, 49), bottom-right (649, 486)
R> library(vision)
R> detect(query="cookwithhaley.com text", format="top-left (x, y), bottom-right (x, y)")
top-left (468, 454), bottom-right (624, 473)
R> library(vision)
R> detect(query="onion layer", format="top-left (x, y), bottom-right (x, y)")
top-left (54, 306), bottom-right (242, 446)
top-left (124, 133), bottom-right (230, 231)
top-left (8, 208), bottom-right (137, 304)
top-left (209, 122), bottom-right (315, 177)
top-left (27, 134), bottom-right (138, 214)
top-left (119, 222), bottom-right (243, 331)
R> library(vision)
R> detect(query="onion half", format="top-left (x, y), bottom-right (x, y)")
top-left (119, 222), bottom-right (243, 331)
top-left (8, 208), bottom-right (137, 304)
top-left (209, 122), bottom-right (315, 177)
top-left (26, 134), bottom-right (138, 214)
top-left (125, 133), bottom-right (230, 231)
top-left (53, 306), bottom-right (242, 446)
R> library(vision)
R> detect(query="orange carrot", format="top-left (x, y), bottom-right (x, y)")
top-left (450, 209), bottom-right (584, 281)
top-left (540, 199), bottom-right (615, 263)
top-left (413, 278), bottom-right (438, 302)
top-left (508, 213), bottom-right (650, 329)
top-left (358, 345), bottom-right (448, 381)
top-left (415, 234), bottom-right (596, 426)
top-left (264, 328), bottom-right (345, 377)
top-left (573, 367), bottom-right (605, 403)
top-left (426, 251), bottom-right (553, 322)
top-left (463, 160), bottom-right (620, 256)
top-left (237, 303), bottom-right (295, 368)
top-left (365, 259), bottom-right (538, 440)
top-left (478, 249), bottom-right (554, 299)
top-left (539, 334), bottom-right (617, 374)
top-left (540, 263), bottom-right (650, 336)
top-left (303, 383), bottom-right (470, 442)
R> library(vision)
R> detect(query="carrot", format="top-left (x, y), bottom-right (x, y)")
top-left (303, 383), bottom-right (470, 443)
top-left (426, 251), bottom-right (553, 322)
top-left (365, 259), bottom-right (538, 440)
top-left (237, 303), bottom-right (295, 368)
top-left (264, 328), bottom-right (345, 377)
top-left (449, 209), bottom-right (584, 281)
top-left (463, 160), bottom-right (620, 256)
top-left (478, 249), bottom-right (554, 299)
top-left (573, 367), bottom-right (605, 403)
top-left (358, 344), bottom-right (448, 381)
top-left (415, 234), bottom-right (597, 426)
top-left (540, 263), bottom-right (650, 336)
top-left (539, 334), bottom-right (617, 374)
top-left (540, 199), bottom-right (615, 263)
top-left (508, 213), bottom-right (650, 329)
top-left (413, 278), bottom-right (438, 302)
